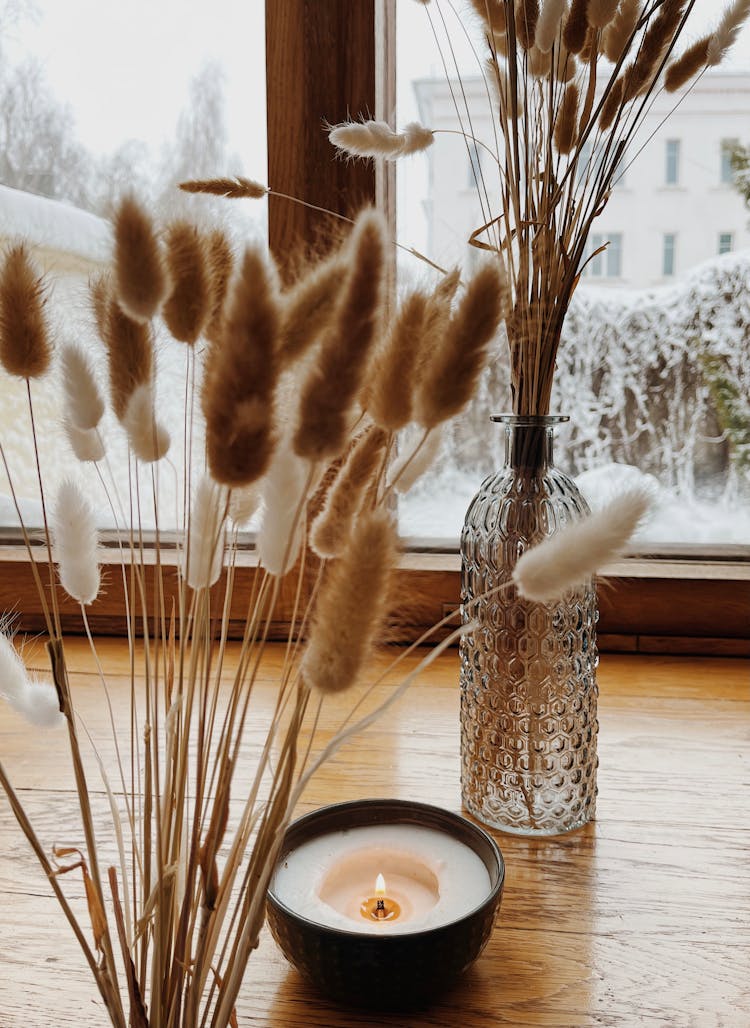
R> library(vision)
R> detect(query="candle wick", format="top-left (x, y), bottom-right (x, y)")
top-left (376, 898), bottom-right (386, 918)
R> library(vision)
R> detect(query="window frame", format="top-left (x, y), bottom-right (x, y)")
top-left (0, 0), bottom-right (747, 655)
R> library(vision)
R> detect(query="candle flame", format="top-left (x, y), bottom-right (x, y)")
top-left (375, 873), bottom-right (386, 896)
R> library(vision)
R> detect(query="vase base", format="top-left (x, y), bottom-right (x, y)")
top-left (462, 795), bottom-right (594, 838)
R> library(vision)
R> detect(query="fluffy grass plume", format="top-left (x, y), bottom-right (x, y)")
top-left (467, 0), bottom-right (507, 34)
top-left (311, 426), bottom-right (387, 559)
top-left (162, 221), bottom-right (211, 344)
top-left (278, 254), bottom-right (344, 368)
top-left (664, 36), bottom-right (710, 91)
top-left (205, 229), bottom-right (234, 342)
top-left (179, 176), bottom-right (269, 199)
top-left (63, 420), bottom-right (105, 463)
top-left (122, 383), bottom-right (171, 463)
top-left (512, 487), bottom-right (651, 602)
top-left (0, 633), bottom-right (62, 727)
top-left (588, 0), bottom-right (620, 29)
top-left (293, 210), bottom-right (385, 461)
top-left (302, 509), bottom-right (396, 695)
top-left (368, 290), bottom-right (429, 432)
top-left (516, 0), bottom-right (540, 51)
top-left (602, 0), bottom-right (641, 62)
top-left (535, 0), bottom-right (567, 53)
top-left (554, 82), bottom-right (580, 154)
top-left (416, 262), bottom-right (505, 429)
top-left (563, 0), bottom-right (590, 54)
top-left (328, 120), bottom-right (434, 159)
top-left (707, 0), bottom-right (750, 65)
top-left (184, 474), bottom-right (226, 590)
top-left (387, 427), bottom-right (443, 494)
top-left (228, 484), bottom-right (260, 528)
top-left (101, 297), bottom-right (154, 419)
top-left (52, 480), bottom-right (100, 605)
top-left (203, 247), bottom-right (280, 486)
top-left (256, 433), bottom-right (309, 576)
top-left (60, 343), bottom-right (105, 431)
top-left (113, 196), bottom-right (167, 323)
top-left (0, 243), bottom-right (51, 379)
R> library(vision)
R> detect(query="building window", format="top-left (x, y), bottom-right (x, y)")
top-left (718, 232), bottom-right (733, 255)
top-left (468, 140), bottom-right (483, 189)
top-left (665, 139), bottom-right (680, 185)
top-left (584, 232), bottom-right (622, 278)
top-left (663, 233), bottom-right (676, 276)
top-left (720, 140), bottom-right (738, 185)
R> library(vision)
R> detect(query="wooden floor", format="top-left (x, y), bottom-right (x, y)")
top-left (1, 639), bottom-right (749, 1027)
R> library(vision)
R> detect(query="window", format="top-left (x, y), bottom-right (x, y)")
top-left (720, 139), bottom-right (738, 185)
top-left (663, 233), bottom-right (676, 276)
top-left (665, 139), bottom-right (680, 185)
top-left (467, 140), bottom-right (483, 189)
top-left (584, 233), bottom-right (623, 278)
top-left (719, 232), bottom-right (733, 255)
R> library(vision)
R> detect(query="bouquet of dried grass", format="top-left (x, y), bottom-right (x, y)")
top-left (0, 200), bottom-right (510, 1026)
top-left (329, 0), bottom-right (750, 415)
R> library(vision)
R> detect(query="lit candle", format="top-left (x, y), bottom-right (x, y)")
top-left (271, 823), bottom-right (492, 935)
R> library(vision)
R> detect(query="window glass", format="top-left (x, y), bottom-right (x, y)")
top-left (720, 140), bottom-right (738, 184)
top-left (719, 232), bottom-right (734, 254)
top-left (0, 0), bottom-right (267, 532)
top-left (396, 0), bottom-right (750, 548)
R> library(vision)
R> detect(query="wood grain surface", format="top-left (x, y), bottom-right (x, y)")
top-left (1, 639), bottom-right (749, 1027)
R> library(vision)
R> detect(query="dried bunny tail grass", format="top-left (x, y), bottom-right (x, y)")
top-left (102, 298), bottom-right (154, 419)
top-left (228, 484), bottom-right (260, 528)
top-left (587, 0), bottom-right (619, 30)
top-left (328, 119), bottom-right (434, 160)
top-left (434, 266), bottom-right (461, 305)
top-left (0, 632), bottom-right (62, 727)
top-left (622, 0), bottom-right (688, 102)
top-left (184, 474), bottom-right (226, 590)
top-left (553, 40), bottom-right (578, 82)
top-left (203, 246), bottom-right (280, 486)
top-left (122, 382), bottom-right (171, 463)
top-left (179, 176), bottom-right (269, 199)
top-left (293, 209), bottom-right (385, 461)
top-left (278, 253), bottom-right (345, 368)
top-left (467, 0), bottom-right (507, 35)
top-left (113, 196), bottom-right (167, 323)
top-left (302, 508), bottom-right (396, 695)
top-left (89, 274), bottom-right (110, 341)
top-left (368, 290), bottom-right (429, 432)
top-left (562, 0), bottom-right (590, 54)
top-left (256, 433), bottom-right (309, 576)
top-left (516, 0), bottom-right (540, 51)
top-left (387, 427), bottom-right (443, 494)
top-left (60, 343), bottom-right (104, 431)
top-left (599, 76), bottom-right (624, 131)
top-left (554, 81), bottom-right (580, 154)
top-left (664, 35), bottom-right (710, 91)
top-left (310, 426), bottom-right (388, 559)
top-left (63, 420), bottom-right (105, 463)
top-left (512, 487), bottom-right (651, 602)
top-left (162, 221), bottom-right (211, 344)
top-left (52, 480), bottom-right (100, 605)
top-left (602, 0), bottom-right (641, 63)
top-left (707, 0), bottom-right (750, 66)
top-left (204, 229), bottom-right (234, 342)
top-left (0, 243), bottom-right (51, 379)
top-left (416, 261), bottom-right (506, 430)
top-left (528, 44), bottom-right (552, 76)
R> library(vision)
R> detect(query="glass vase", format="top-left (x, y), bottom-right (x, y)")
top-left (459, 415), bottom-right (598, 836)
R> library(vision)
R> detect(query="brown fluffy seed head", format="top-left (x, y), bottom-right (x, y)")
top-left (554, 82), bottom-right (580, 154)
top-left (302, 508), bottom-right (396, 695)
top-left (162, 221), bottom-right (211, 345)
top-left (563, 0), bottom-right (590, 54)
top-left (204, 230), bottom-right (234, 343)
top-left (416, 262), bottom-right (506, 430)
top-left (179, 176), bottom-right (269, 200)
top-left (599, 76), bottom-right (625, 131)
top-left (622, 0), bottom-right (687, 102)
top-left (0, 243), bottom-right (51, 379)
top-left (113, 196), bottom-right (167, 323)
top-left (310, 426), bottom-right (388, 559)
top-left (664, 36), bottom-right (710, 92)
top-left (587, 0), bottom-right (619, 30)
top-left (293, 209), bottom-right (385, 462)
top-left (202, 246), bottom-right (280, 487)
top-left (602, 0), bottom-right (641, 64)
top-left (101, 298), bottom-right (154, 420)
top-left (368, 290), bottom-right (429, 432)
top-left (467, 0), bottom-right (507, 35)
top-left (90, 275), bottom-right (110, 341)
top-left (516, 0), bottom-right (540, 51)
top-left (278, 254), bottom-right (345, 369)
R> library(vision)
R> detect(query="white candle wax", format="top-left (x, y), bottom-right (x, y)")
top-left (272, 824), bottom-right (492, 935)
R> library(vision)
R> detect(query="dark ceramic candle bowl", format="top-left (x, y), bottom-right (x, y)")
top-left (266, 798), bottom-right (504, 1010)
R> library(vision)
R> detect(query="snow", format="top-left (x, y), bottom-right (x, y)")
top-left (0, 183), bottom-right (112, 266)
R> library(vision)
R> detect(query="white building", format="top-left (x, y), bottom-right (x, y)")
top-left (414, 71), bottom-right (750, 288)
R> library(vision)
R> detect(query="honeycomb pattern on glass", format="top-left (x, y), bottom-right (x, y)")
top-left (460, 447), bottom-right (599, 836)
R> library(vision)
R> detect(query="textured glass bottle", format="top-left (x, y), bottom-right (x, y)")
top-left (460, 416), bottom-right (598, 836)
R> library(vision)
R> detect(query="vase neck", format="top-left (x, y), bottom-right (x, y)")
top-left (503, 422), bottom-right (555, 471)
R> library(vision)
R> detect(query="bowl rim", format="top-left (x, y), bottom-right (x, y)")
top-left (267, 798), bottom-right (505, 941)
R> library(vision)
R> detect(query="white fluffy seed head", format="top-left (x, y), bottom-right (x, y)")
top-left (512, 487), bottom-right (652, 603)
top-left (328, 119), bottom-right (434, 160)
top-left (706, 0), bottom-right (750, 66)
top-left (387, 428), bottom-right (443, 494)
top-left (184, 474), bottom-right (226, 590)
top-left (63, 419), bottom-right (105, 462)
top-left (52, 480), bottom-right (100, 605)
top-left (122, 382), bottom-right (170, 462)
top-left (0, 633), bottom-right (63, 727)
top-left (60, 343), bottom-right (105, 430)
top-left (228, 484), bottom-right (260, 528)
top-left (257, 434), bottom-right (309, 576)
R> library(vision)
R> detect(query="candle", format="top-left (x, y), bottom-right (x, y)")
top-left (271, 823), bottom-right (492, 935)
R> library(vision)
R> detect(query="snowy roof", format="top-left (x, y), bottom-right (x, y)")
top-left (0, 183), bottom-right (112, 271)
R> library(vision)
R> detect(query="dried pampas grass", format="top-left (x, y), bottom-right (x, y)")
top-left (52, 481), bottom-right (100, 606)
top-left (0, 633), bottom-right (62, 727)
top-left (302, 509), bottom-right (396, 694)
top-left (60, 344), bottom-right (105, 431)
top-left (113, 196), bottom-right (167, 323)
top-left (0, 243), bottom-right (51, 379)
top-left (179, 176), bottom-right (269, 199)
top-left (162, 222), bottom-right (211, 345)
top-left (512, 487), bottom-right (651, 602)
top-left (184, 475), bottom-right (226, 590)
